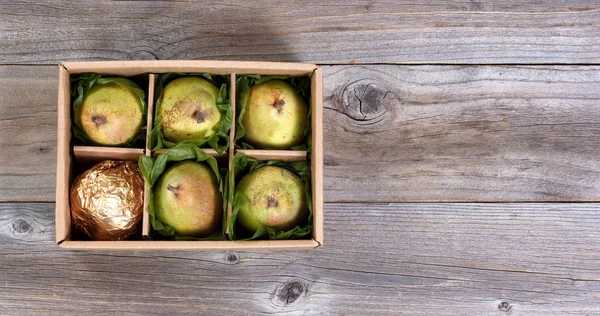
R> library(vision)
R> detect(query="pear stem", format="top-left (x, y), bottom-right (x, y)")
top-left (167, 184), bottom-right (180, 198)
top-left (91, 115), bottom-right (106, 125)
top-left (267, 196), bottom-right (278, 208)
top-left (273, 100), bottom-right (285, 113)
top-left (192, 110), bottom-right (205, 123)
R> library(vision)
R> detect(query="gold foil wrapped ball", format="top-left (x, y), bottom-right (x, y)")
top-left (70, 160), bottom-right (144, 241)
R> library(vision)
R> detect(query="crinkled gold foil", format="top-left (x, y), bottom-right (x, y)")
top-left (70, 160), bottom-right (144, 241)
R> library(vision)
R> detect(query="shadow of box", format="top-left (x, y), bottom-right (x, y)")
top-left (55, 61), bottom-right (323, 250)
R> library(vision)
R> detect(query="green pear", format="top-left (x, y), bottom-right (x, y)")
top-left (158, 77), bottom-right (221, 143)
top-left (242, 80), bottom-right (308, 149)
top-left (154, 161), bottom-right (222, 237)
top-left (79, 78), bottom-right (144, 146)
top-left (236, 166), bottom-right (308, 233)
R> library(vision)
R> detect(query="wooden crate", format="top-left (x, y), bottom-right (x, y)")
top-left (56, 61), bottom-right (323, 250)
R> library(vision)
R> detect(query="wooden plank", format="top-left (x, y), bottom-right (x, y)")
top-left (0, 65), bottom-right (56, 202)
top-left (1, 202), bottom-right (600, 315)
top-left (324, 65), bottom-right (600, 202)
top-left (1, 1), bottom-right (599, 64)
top-left (2, 65), bottom-right (600, 202)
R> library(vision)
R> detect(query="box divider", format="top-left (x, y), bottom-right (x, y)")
top-left (73, 146), bottom-right (145, 161)
top-left (226, 73), bottom-right (236, 238)
top-left (142, 74), bottom-right (156, 239)
top-left (152, 148), bottom-right (223, 158)
top-left (236, 149), bottom-right (307, 162)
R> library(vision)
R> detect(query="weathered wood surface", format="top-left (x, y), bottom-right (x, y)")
top-left (0, 66), bottom-right (56, 201)
top-left (2, 65), bottom-right (600, 202)
top-left (1, 1), bottom-right (599, 64)
top-left (324, 65), bottom-right (600, 202)
top-left (1, 202), bottom-right (599, 315)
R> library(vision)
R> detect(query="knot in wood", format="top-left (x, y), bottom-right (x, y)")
top-left (12, 219), bottom-right (32, 235)
top-left (225, 252), bottom-right (240, 264)
top-left (498, 301), bottom-right (512, 313)
top-left (274, 281), bottom-right (306, 306)
top-left (341, 79), bottom-right (396, 122)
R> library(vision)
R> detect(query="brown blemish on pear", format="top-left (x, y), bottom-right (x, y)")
top-left (162, 99), bottom-right (196, 129)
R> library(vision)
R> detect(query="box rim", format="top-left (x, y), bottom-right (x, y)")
top-left (56, 64), bottom-right (71, 244)
top-left (310, 67), bottom-right (324, 246)
top-left (56, 61), bottom-right (324, 249)
top-left (60, 60), bottom-right (318, 76)
top-left (60, 239), bottom-right (320, 250)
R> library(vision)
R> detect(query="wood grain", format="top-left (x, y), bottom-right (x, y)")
top-left (324, 65), bottom-right (600, 202)
top-left (1, 202), bottom-right (600, 315)
top-left (2, 65), bottom-right (600, 202)
top-left (0, 65), bottom-right (56, 202)
top-left (3, 2), bottom-right (600, 315)
top-left (1, 1), bottom-right (599, 64)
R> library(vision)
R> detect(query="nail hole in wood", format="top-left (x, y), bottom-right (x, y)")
top-left (498, 301), bottom-right (512, 313)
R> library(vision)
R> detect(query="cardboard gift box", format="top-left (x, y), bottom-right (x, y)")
top-left (56, 61), bottom-right (323, 250)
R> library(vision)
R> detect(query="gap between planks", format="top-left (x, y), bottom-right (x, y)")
top-left (4, 63), bottom-right (600, 67)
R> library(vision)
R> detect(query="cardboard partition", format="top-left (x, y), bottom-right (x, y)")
top-left (225, 73), bottom-right (237, 237)
top-left (73, 146), bottom-right (145, 164)
top-left (56, 61), bottom-right (323, 250)
top-left (152, 148), bottom-right (224, 158)
top-left (142, 74), bottom-right (156, 238)
top-left (236, 149), bottom-right (307, 162)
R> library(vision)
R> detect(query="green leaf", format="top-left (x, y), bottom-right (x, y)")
top-left (137, 143), bottom-right (227, 240)
top-left (228, 153), bottom-right (313, 241)
top-left (70, 74), bottom-right (147, 147)
top-left (148, 73), bottom-right (232, 154)
top-left (234, 75), bottom-right (311, 150)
